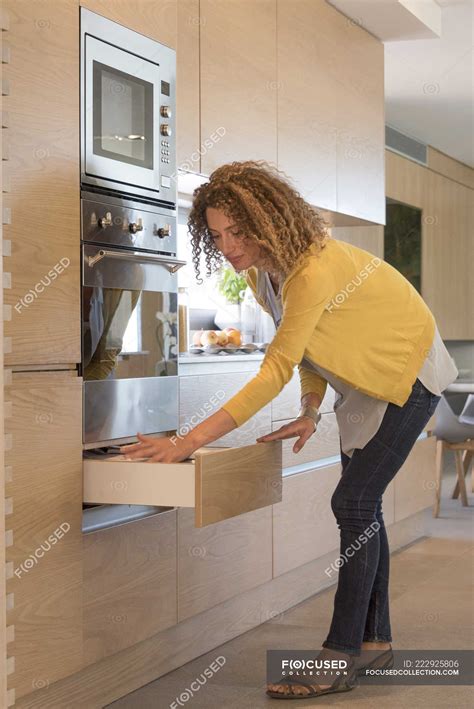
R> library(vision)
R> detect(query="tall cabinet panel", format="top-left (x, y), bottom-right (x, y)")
top-left (4, 372), bottom-right (83, 699)
top-left (200, 0), bottom-right (277, 174)
top-left (2, 0), bottom-right (80, 366)
top-left (422, 169), bottom-right (473, 339)
top-left (177, 0), bottom-right (201, 170)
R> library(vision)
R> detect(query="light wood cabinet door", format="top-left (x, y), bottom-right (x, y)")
top-left (4, 371), bottom-right (83, 699)
top-left (277, 0), bottom-right (384, 222)
top-left (84, 440), bottom-right (282, 527)
top-left (273, 464), bottom-right (341, 577)
top-left (177, 505), bottom-right (272, 621)
top-left (80, 0), bottom-right (177, 48)
top-left (83, 510), bottom-right (177, 665)
top-left (2, 0), bottom-right (80, 366)
top-left (422, 170), bottom-right (473, 339)
top-left (199, 0), bottom-right (277, 173)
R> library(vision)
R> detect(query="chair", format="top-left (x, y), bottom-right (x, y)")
top-left (432, 392), bottom-right (474, 518)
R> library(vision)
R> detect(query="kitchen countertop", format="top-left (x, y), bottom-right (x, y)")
top-left (178, 352), bottom-right (264, 363)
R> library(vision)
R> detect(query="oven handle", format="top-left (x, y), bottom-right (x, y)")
top-left (87, 249), bottom-right (187, 273)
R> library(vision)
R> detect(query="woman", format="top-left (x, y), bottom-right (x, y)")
top-left (121, 161), bottom-right (458, 700)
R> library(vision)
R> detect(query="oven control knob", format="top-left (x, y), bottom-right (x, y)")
top-left (98, 212), bottom-right (112, 229)
top-left (160, 105), bottom-right (172, 118)
top-left (129, 219), bottom-right (143, 234)
top-left (157, 225), bottom-right (171, 238)
top-left (160, 124), bottom-right (172, 136)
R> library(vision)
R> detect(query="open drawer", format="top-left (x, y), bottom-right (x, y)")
top-left (83, 440), bottom-right (282, 527)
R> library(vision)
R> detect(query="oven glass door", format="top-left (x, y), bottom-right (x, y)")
top-left (85, 35), bottom-right (161, 193)
top-left (82, 245), bottom-right (178, 382)
top-left (82, 244), bottom-right (179, 444)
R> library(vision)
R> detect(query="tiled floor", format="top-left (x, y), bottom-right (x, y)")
top-left (106, 454), bottom-right (473, 708)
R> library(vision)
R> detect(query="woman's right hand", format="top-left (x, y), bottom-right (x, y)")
top-left (256, 416), bottom-right (317, 454)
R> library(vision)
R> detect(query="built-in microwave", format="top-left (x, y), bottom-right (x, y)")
top-left (80, 7), bottom-right (176, 207)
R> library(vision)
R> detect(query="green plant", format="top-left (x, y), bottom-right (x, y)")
top-left (216, 266), bottom-right (248, 304)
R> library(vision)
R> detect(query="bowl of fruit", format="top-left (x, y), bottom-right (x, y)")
top-left (189, 328), bottom-right (244, 354)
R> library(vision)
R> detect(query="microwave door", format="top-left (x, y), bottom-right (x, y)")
top-left (84, 35), bottom-right (161, 194)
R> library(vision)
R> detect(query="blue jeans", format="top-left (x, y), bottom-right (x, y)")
top-left (322, 377), bottom-right (441, 656)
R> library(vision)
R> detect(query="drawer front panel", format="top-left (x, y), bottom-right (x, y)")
top-left (83, 440), bottom-right (282, 527)
top-left (272, 370), bottom-right (336, 422)
top-left (274, 413), bottom-right (340, 469)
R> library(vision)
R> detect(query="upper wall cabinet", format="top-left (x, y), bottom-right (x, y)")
top-left (199, 0), bottom-right (277, 174)
top-left (80, 0), bottom-right (177, 48)
top-left (277, 0), bottom-right (384, 222)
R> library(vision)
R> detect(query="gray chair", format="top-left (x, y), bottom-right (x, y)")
top-left (432, 391), bottom-right (474, 517)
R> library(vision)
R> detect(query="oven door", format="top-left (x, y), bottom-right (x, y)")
top-left (84, 35), bottom-right (161, 195)
top-left (82, 244), bottom-right (185, 445)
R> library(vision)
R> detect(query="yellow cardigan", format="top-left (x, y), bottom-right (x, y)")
top-left (220, 237), bottom-right (436, 428)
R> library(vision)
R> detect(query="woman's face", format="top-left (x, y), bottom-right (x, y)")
top-left (205, 207), bottom-right (268, 271)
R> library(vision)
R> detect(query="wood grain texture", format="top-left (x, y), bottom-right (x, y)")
top-left (80, 0), bottom-right (177, 47)
top-left (422, 169), bottom-right (473, 339)
top-left (272, 464), bottom-right (341, 577)
top-left (386, 148), bottom-right (425, 208)
top-left (83, 511), bottom-right (177, 665)
top-left (4, 371), bottom-right (83, 699)
top-left (177, 0), bottom-right (200, 171)
top-left (330, 225), bottom-right (384, 259)
top-left (3, 0), bottom-right (80, 366)
top-left (177, 505), bottom-right (272, 621)
top-left (278, 0), bottom-right (384, 222)
top-left (195, 439), bottom-right (282, 526)
top-left (427, 146), bottom-right (473, 190)
top-left (200, 0), bottom-right (277, 173)
top-left (83, 441), bottom-right (282, 527)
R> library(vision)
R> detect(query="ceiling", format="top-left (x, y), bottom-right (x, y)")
top-left (328, 0), bottom-right (473, 167)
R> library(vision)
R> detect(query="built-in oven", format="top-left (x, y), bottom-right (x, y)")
top-left (80, 7), bottom-right (176, 207)
top-left (81, 191), bottom-right (186, 446)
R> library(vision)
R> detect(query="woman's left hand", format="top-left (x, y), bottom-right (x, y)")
top-left (119, 432), bottom-right (195, 463)
top-left (256, 417), bottom-right (316, 454)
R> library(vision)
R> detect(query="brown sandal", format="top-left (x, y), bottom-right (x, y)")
top-left (266, 658), bottom-right (359, 700)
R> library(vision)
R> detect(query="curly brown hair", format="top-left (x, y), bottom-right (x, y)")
top-left (187, 160), bottom-right (331, 284)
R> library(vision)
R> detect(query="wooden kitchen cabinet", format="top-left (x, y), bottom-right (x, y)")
top-left (83, 510), bottom-right (177, 665)
top-left (199, 0), bottom-right (277, 173)
top-left (272, 463), bottom-right (341, 577)
top-left (177, 505), bottom-right (272, 621)
top-left (2, 0), bottom-right (80, 366)
top-left (177, 0), bottom-right (200, 169)
top-left (4, 371), bottom-right (83, 699)
top-left (83, 440), bottom-right (282, 527)
top-left (277, 0), bottom-right (384, 222)
top-left (271, 369), bottom-right (336, 422)
top-left (421, 169), bottom-right (473, 340)
top-left (80, 0), bottom-right (177, 48)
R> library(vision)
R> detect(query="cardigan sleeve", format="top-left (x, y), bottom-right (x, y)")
top-left (298, 362), bottom-right (328, 402)
top-left (220, 266), bottom-right (335, 427)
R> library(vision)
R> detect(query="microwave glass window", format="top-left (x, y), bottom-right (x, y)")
top-left (93, 61), bottom-right (154, 168)
top-left (83, 286), bottom-right (177, 381)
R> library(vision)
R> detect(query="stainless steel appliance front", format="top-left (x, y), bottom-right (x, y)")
top-left (80, 7), bottom-right (176, 206)
top-left (81, 192), bottom-right (185, 446)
